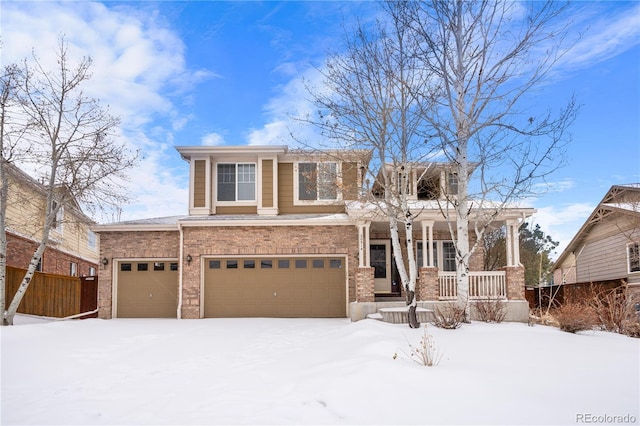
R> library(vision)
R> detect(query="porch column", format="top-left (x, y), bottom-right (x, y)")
top-left (357, 221), bottom-right (371, 267)
top-left (421, 220), bottom-right (435, 267)
top-left (505, 219), bottom-right (521, 267)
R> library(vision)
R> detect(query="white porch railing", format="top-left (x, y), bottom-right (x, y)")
top-left (438, 271), bottom-right (507, 300)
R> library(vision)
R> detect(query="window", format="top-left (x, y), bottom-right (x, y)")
top-left (51, 200), bottom-right (63, 232)
top-left (446, 172), bottom-right (458, 195)
top-left (137, 263), bottom-right (148, 271)
top-left (244, 259), bottom-right (255, 269)
top-left (628, 242), bottom-right (640, 273)
top-left (88, 266), bottom-right (96, 276)
top-left (153, 262), bottom-right (165, 271)
top-left (329, 259), bottom-right (342, 269)
top-left (261, 260), bottom-right (273, 269)
top-left (217, 163), bottom-right (256, 201)
top-left (397, 170), bottom-right (410, 195)
top-left (87, 230), bottom-right (97, 251)
top-left (121, 263), bottom-right (132, 272)
top-left (170, 263), bottom-right (179, 271)
top-left (70, 262), bottom-right (78, 277)
top-left (295, 259), bottom-right (308, 269)
top-left (209, 260), bottom-right (221, 269)
top-left (298, 162), bottom-right (338, 201)
top-left (312, 259), bottom-right (324, 268)
top-left (442, 242), bottom-right (457, 272)
top-left (278, 259), bottom-right (290, 269)
top-left (226, 260), bottom-right (238, 269)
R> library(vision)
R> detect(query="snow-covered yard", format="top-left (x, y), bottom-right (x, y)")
top-left (1, 316), bottom-right (638, 425)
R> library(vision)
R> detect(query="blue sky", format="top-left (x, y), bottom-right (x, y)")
top-left (2, 1), bottom-right (639, 257)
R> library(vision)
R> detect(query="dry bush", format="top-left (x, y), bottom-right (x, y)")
top-left (587, 286), bottom-right (640, 336)
top-left (404, 325), bottom-right (443, 367)
top-left (553, 303), bottom-right (594, 333)
top-left (432, 302), bottom-right (466, 329)
top-left (474, 297), bottom-right (507, 323)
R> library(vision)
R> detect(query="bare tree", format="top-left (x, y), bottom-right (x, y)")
top-left (0, 62), bottom-right (27, 324)
top-left (302, 7), bottom-right (438, 328)
top-left (401, 0), bottom-right (577, 318)
top-left (1, 36), bottom-right (137, 325)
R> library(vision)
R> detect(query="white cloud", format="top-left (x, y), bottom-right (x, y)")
top-left (558, 3), bottom-right (640, 71)
top-left (1, 1), bottom-right (209, 222)
top-left (201, 133), bottom-right (225, 146)
top-left (529, 202), bottom-right (595, 259)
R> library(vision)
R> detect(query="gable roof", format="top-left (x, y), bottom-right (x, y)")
top-left (553, 184), bottom-right (640, 268)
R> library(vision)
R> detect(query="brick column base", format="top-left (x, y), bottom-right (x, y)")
top-left (356, 267), bottom-right (375, 302)
top-left (504, 266), bottom-right (525, 300)
top-left (418, 267), bottom-right (439, 301)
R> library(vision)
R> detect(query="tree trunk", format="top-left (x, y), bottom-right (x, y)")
top-left (3, 229), bottom-right (49, 325)
top-left (389, 216), bottom-right (420, 328)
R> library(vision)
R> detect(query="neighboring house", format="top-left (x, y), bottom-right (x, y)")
top-left (3, 160), bottom-right (99, 277)
top-left (94, 145), bottom-right (534, 321)
top-left (553, 184), bottom-right (640, 299)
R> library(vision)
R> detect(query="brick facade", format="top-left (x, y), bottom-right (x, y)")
top-left (356, 267), bottom-right (375, 302)
top-left (6, 232), bottom-right (98, 277)
top-left (417, 267), bottom-right (438, 301)
top-left (98, 231), bottom-right (180, 319)
top-left (505, 265), bottom-right (525, 300)
top-left (98, 225), bottom-right (358, 319)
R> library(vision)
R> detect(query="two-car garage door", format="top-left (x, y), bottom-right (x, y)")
top-left (116, 257), bottom-right (347, 318)
top-left (204, 256), bottom-right (347, 318)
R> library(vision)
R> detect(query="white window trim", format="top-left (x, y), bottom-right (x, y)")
top-left (293, 161), bottom-right (342, 205)
top-left (215, 162), bottom-right (258, 206)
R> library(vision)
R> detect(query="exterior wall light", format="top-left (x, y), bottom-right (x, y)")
top-left (186, 254), bottom-right (192, 264)
top-left (101, 257), bottom-right (109, 266)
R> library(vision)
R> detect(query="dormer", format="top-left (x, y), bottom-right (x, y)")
top-left (176, 145), bottom-right (371, 216)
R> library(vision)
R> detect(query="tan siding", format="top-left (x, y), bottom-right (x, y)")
top-left (342, 162), bottom-right (358, 200)
top-left (278, 163), bottom-right (345, 214)
top-left (193, 160), bottom-right (206, 208)
top-left (262, 159), bottom-right (273, 208)
top-left (216, 206), bottom-right (258, 215)
top-left (577, 231), bottom-right (630, 283)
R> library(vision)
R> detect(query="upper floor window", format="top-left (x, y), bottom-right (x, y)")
top-left (51, 200), bottom-right (64, 232)
top-left (87, 230), bottom-right (97, 251)
top-left (446, 172), bottom-right (459, 195)
top-left (298, 162), bottom-right (338, 201)
top-left (217, 163), bottom-right (256, 202)
top-left (628, 242), bottom-right (640, 273)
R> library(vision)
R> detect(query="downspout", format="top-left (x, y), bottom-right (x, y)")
top-left (177, 223), bottom-right (184, 319)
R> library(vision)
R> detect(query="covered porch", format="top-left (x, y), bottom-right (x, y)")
top-left (347, 208), bottom-right (532, 322)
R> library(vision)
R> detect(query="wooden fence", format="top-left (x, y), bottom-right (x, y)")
top-left (4, 266), bottom-right (98, 318)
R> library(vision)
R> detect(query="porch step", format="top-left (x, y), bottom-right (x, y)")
top-left (372, 307), bottom-right (434, 324)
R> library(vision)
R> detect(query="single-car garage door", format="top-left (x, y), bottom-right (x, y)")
top-left (116, 261), bottom-right (178, 318)
top-left (204, 257), bottom-right (346, 318)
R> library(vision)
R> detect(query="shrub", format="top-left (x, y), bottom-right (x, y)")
top-left (432, 302), bottom-right (465, 329)
top-left (553, 303), bottom-right (594, 333)
top-left (474, 297), bottom-right (507, 323)
top-left (395, 325), bottom-right (443, 367)
top-left (587, 286), bottom-right (640, 336)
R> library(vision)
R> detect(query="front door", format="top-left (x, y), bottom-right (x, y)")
top-left (370, 240), bottom-right (391, 293)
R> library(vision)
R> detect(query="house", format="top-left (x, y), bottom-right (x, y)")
top-left (94, 145), bottom-right (533, 321)
top-left (3, 160), bottom-right (99, 277)
top-left (552, 184), bottom-right (640, 301)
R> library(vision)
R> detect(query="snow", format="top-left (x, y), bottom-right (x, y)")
top-left (1, 317), bottom-right (638, 425)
